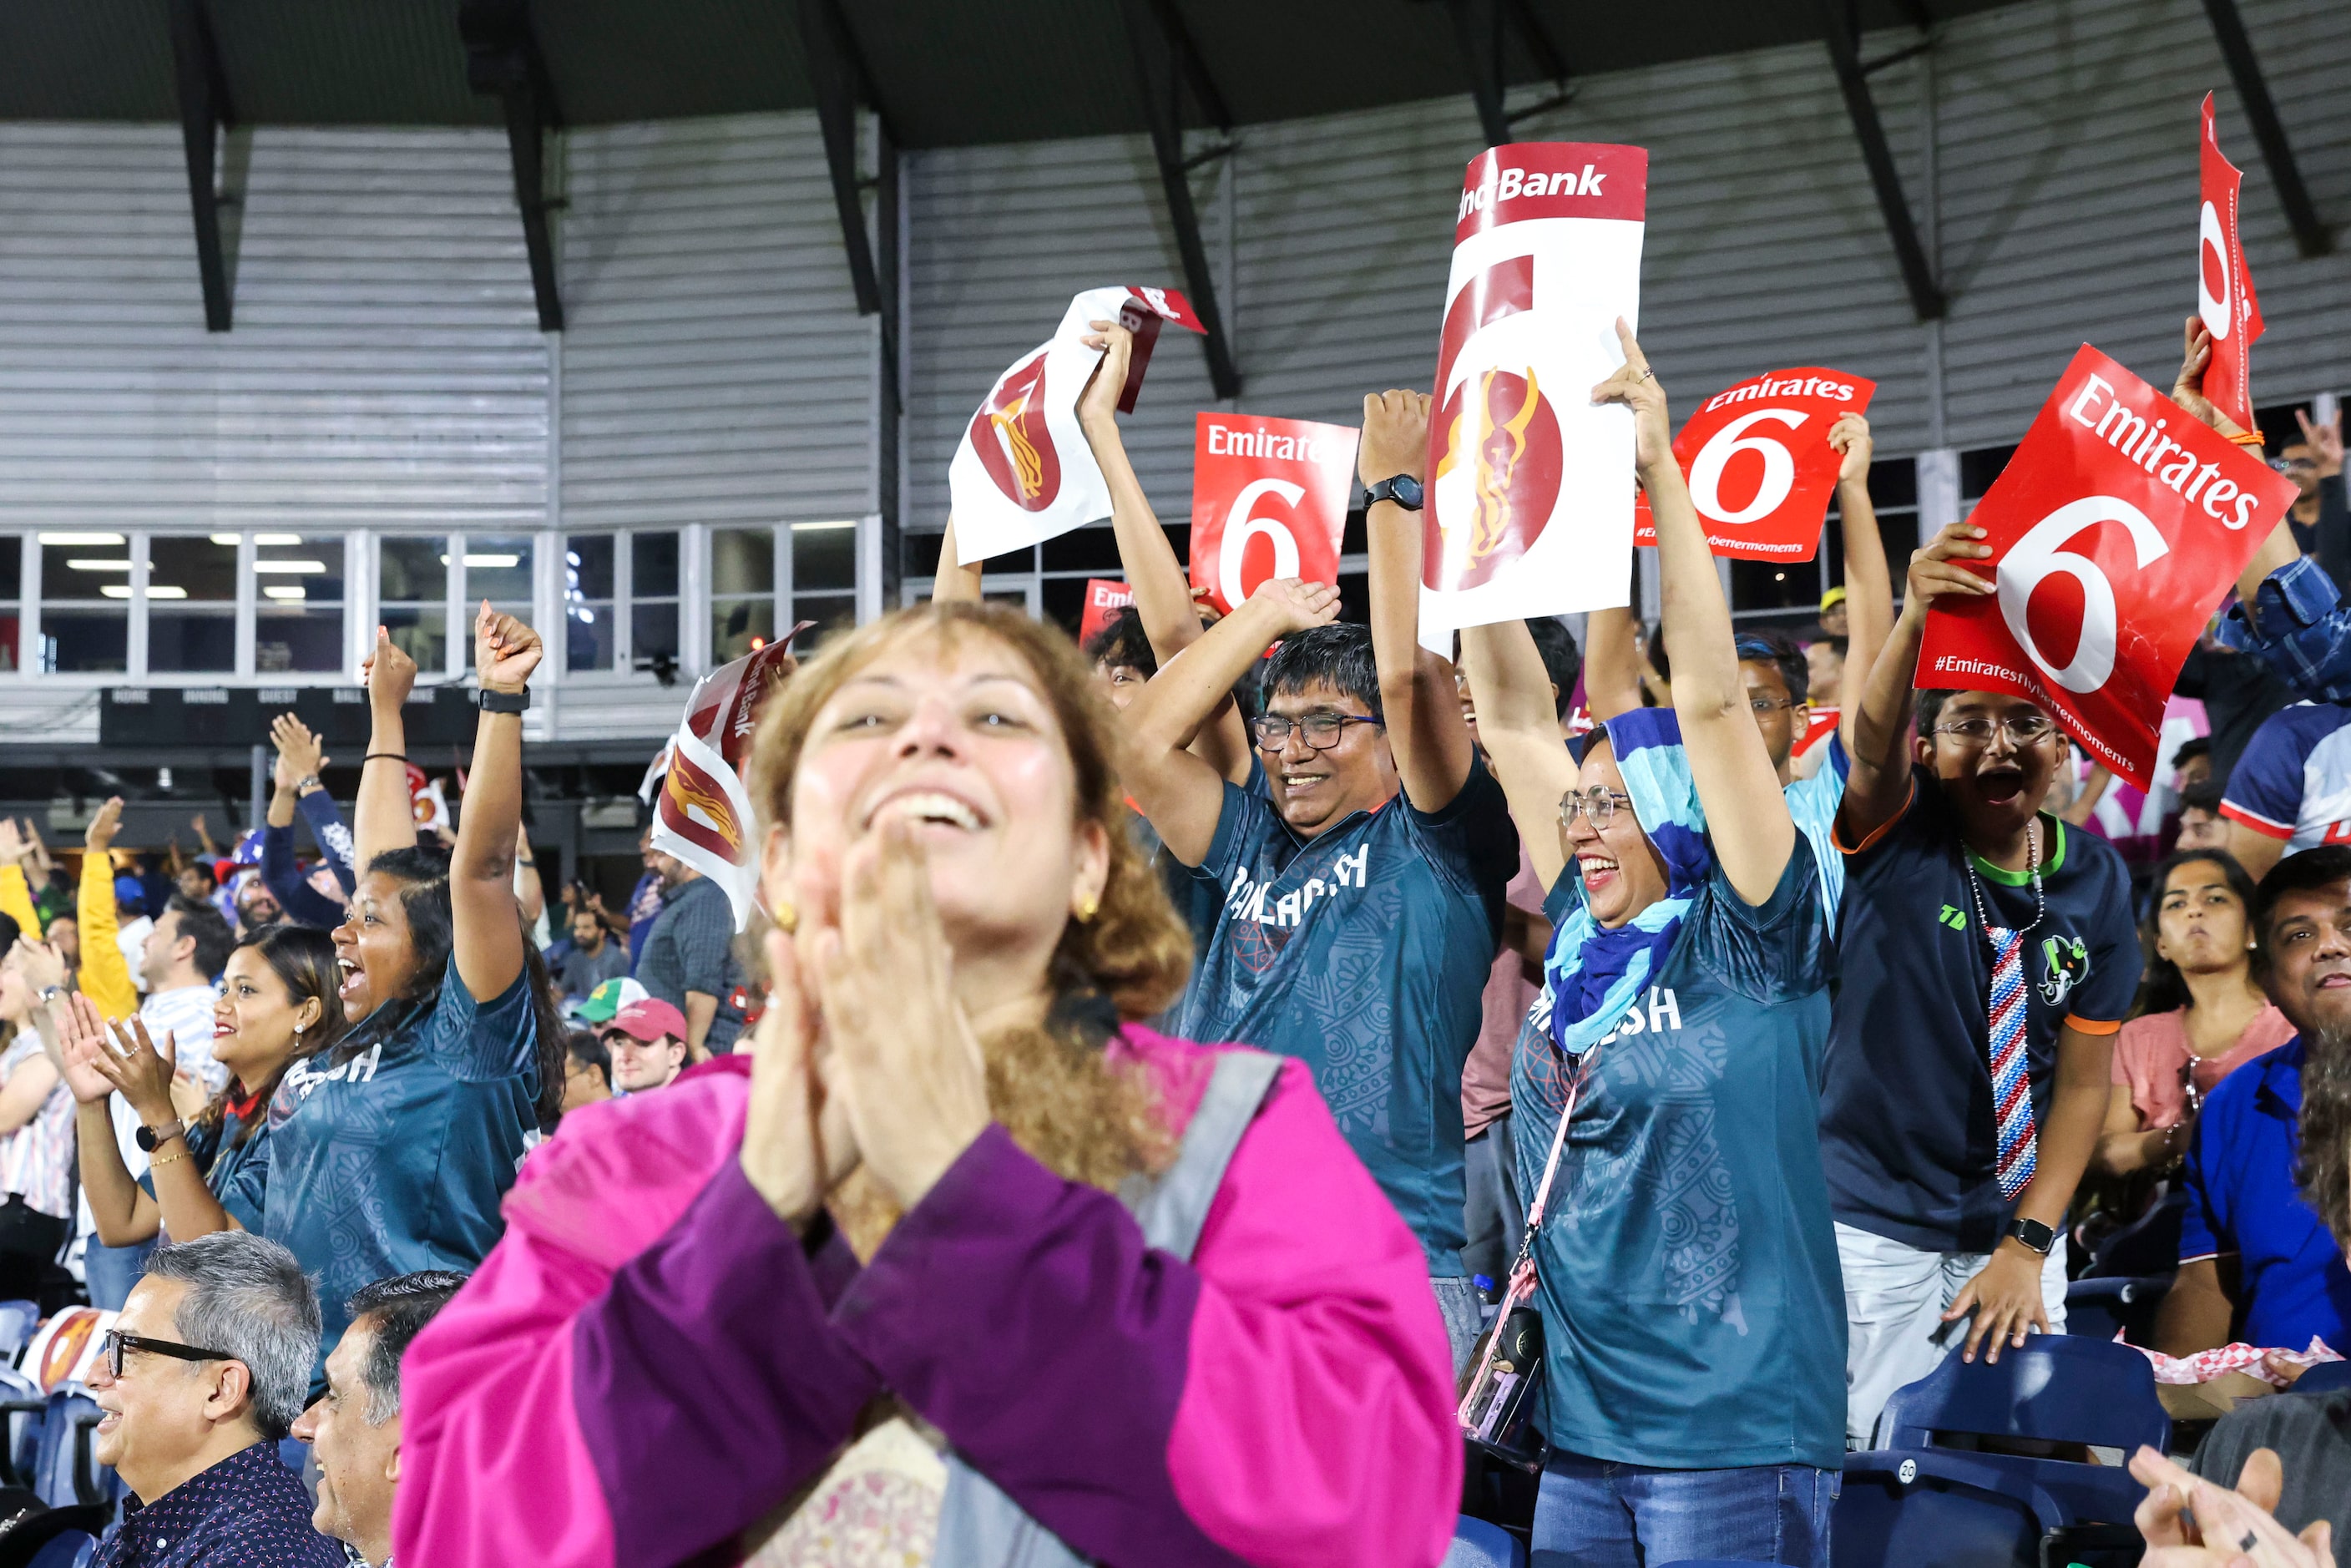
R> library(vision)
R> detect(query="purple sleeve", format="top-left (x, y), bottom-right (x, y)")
top-left (831, 1125), bottom-right (1243, 1567)
top-left (294, 788), bottom-right (359, 890)
top-left (574, 1160), bottom-right (882, 1565)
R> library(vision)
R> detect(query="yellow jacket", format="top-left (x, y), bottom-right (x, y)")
top-left (78, 849), bottom-right (138, 1022)
top-left (0, 866), bottom-right (37, 947)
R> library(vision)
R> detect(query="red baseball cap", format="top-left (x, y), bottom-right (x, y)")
top-left (601, 998), bottom-right (689, 1045)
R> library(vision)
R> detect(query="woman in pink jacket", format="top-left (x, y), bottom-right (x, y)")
top-left (394, 599), bottom-right (1461, 1568)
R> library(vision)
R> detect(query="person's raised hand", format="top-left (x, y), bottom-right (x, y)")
top-left (1359, 389), bottom-right (1433, 488)
top-left (812, 819), bottom-right (993, 1211)
top-left (739, 923), bottom-right (859, 1227)
top-left (1943, 1243), bottom-right (2049, 1364)
top-left (1189, 584), bottom-right (1225, 626)
top-left (52, 994), bottom-right (119, 1106)
top-left (2172, 316), bottom-right (2248, 440)
top-left (1589, 319), bottom-right (1673, 478)
top-left (270, 713), bottom-right (326, 783)
top-left (85, 797), bottom-right (123, 855)
top-left (2132, 1444), bottom-right (2331, 1566)
top-left (1903, 522), bottom-right (1995, 615)
top-left (1829, 412), bottom-right (1875, 487)
top-left (363, 625), bottom-right (417, 712)
top-left (1243, 576), bottom-right (1342, 640)
top-left (474, 601), bottom-right (543, 693)
top-left (2296, 407), bottom-right (2344, 478)
top-left (0, 817), bottom-right (28, 867)
top-left (101, 1016), bottom-right (180, 1125)
top-left (1076, 319), bottom-right (1134, 431)
top-left (12, 941), bottom-right (64, 999)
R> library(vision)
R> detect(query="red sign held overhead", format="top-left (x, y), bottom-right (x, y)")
top-left (1077, 578), bottom-right (1135, 652)
top-left (1189, 414), bottom-right (1357, 616)
top-left (1633, 368), bottom-right (1875, 559)
top-left (2197, 94), bottom-right (2263, 434)
top-left (1916, 344), bottom-right (2294, 789)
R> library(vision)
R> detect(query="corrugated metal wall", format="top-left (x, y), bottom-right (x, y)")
top-left (559, 112), bottom-right (878, 530)
top-left (905, 0), bottom-right (2346, 531)
top-left (0, 122), bottom-right (550, 534)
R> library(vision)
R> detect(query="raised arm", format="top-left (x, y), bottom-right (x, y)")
top-left (1600, 324), bottom-right (1792, 905)
top-left (355, 629), bottom-right (421, 870)
top-left (1121, 579), bottom-right (1339, 866)
top-left (932, 515), bottom-right (984, 605)
top-left (1828, 412), bottom-right (1893, 756)
top-left (1582, 606), bottom-right (1644, 721)
top-left (1362, 391), bottom-right (1473, 813)
top-left (1837, 523), bottom-right (1995, 846)
top-left (76, 798), bottom-right (136, 1022)
top-left (452, 603), bottom-right (538, 1004)
top-left (1459, 621), bottom-right (1581, 893)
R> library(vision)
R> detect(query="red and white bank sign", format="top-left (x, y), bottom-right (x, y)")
top-left (1189, 414), bottom-right (1356, 615)
top-left (1632, 368), bottom-right (1876, 559)
top-left (2198, 94), bottom-right (2263, 434)
top-left (1076, 577), bottom-right (1134, 650)
top-left (949, 286), bottom-right (1204, 564)
top-left (1917, 345), bottom-right (2293, 789)
top-left (653, 631), bottom-right (811, 931)
top-left (1418, 143), bottom-right (1648, 654)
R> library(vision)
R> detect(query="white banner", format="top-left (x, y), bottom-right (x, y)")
top-left (1418, 144), bottom-right (1649, 654)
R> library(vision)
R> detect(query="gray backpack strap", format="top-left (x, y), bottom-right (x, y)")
top-left (1128, 1047), bottom-right (1284, 1262)
top-left (933, 1047), bottom-right (1284, 1568)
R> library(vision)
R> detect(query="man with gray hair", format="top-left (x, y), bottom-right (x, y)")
top-left (88, 1232), bottom-right (345, 1567)
top-left (291, 1271), bottom-right (466, 1568)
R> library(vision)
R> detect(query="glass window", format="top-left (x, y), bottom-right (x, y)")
top-left (711, 528), bottom-right (775, 665)
top-left (255, 535), bottom-right (346, 675)
top-left (378, 535), bottom-right (448, 671)
top-left (564, 535), bottom-right (615, 674)
top-left (0, 534), bottom-right (22, 673)
top-left (146, 534), bottom-right (239, 674)
top-left (792, 522), bottom-right (857, 592)
top-left (459, 536), bottom-right (534, 671)
top-left (633, 602), bottom-right (681, 675)
top-left (629, 531), bottom-right (680, 676)
top-left (37, 530), bottom-right (131, 674)
top-left (632, 533), bottom-right (680, 598)
top-left (794, 595), bottom-right (857, 652)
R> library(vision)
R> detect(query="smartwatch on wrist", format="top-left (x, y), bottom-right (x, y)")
top-left (135, 1118), bottom-right (186, 1154)
top-left (477, 686), bottom-right (531, 714)
top-left (1363, 474), bottom-right (1425, 511)
top-left (2004, 1216), bottom-right (2057, 1257)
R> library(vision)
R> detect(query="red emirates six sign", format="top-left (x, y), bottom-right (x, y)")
top-left (1917, 344), bottom-right (2295, 789)
top-left (1188, 414), bottom-right (1358, 615)
top-left (1633, 367), bottom-right (1874, 559)
top-left (2197, 94), bottom-right (2263, 435)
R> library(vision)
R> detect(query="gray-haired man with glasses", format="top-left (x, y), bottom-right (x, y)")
top-left (90, 1232), bottom-right (346, 1567)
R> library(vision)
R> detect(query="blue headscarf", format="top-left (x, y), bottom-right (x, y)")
top-left (1542, 706), bottom-right (1713, 1057)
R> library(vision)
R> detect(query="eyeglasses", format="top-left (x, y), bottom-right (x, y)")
top-left (1249, 713), bottom-right (1384, 751)
top-left (1557, 787), bottom-right (1635, 832)
top-left (99, 1328), bottom-right (233, 1381)
top-left (2271, 455), bottom-right (2319, 473)
top-left (1933, 715), bottom-right (2056, 748)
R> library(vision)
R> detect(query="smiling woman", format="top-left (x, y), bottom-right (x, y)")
top-left (395, 599), bottom-right (1464, 1568)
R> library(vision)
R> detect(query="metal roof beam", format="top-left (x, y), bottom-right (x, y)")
top-left (2199, 0), bottom-right (2333, 257)
top-left (1120, 0), bottom-right (1241, 398)
top-left (1142, 0), bottom-right (1233, 134)
top-left (1818, 0), bottom-right (1944, 320)
top-left (460, 0), bottom-right (564, 331)
top-left (801, 0), bottom-right (888, 323)
top-left (1445, 0), bottom-right (1512, 149)
top-left (165, 0), bottom-right (235, 332)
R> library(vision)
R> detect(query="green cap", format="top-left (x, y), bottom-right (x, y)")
top-left (576, 977), bottom-right (649, 1024)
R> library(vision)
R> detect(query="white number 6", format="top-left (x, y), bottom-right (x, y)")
top-left (1997, 496), bottom-right (2168, 695)
top-left (1687, 409), bottom-right (1807, 525)
top-left (1219, 478), bottom-right (1306, 610)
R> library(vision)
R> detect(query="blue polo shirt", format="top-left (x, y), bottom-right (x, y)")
top-left (1173, 759), bottom-right (1518, 1274)
top-left (2179, 1035), bottom-right (2351, 1352)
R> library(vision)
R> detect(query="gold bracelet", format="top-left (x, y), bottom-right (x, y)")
top-left (150, 1147), bottom-right (189, 1169)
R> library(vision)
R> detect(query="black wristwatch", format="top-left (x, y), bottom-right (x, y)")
top-left (477, 686), bottom-right (531, 714)
top-left (2005, 1216), bottom-right (2057, 1257)
top-left (135, 1118), bottom-right (186, 1154)
top-left (1363, 474), bottom-right (1425, 511)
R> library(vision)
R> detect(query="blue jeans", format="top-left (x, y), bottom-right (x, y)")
top-left (1531, 1449), bottom-right (1838, 1568)
top-left (83, 1236), bottom-right (158, 1312)
top-left (1431, 1275), bottom-right (1484, 1378)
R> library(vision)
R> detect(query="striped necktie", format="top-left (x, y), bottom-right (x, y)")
top-left (1985, 924), bottom-right (2038, 1201)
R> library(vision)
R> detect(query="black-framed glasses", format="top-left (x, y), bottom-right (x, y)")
top-left (1932, 715), bottom-right (2056, 748)
top-left (1558, 787), bottom-right (1635, 832)
top-left (1249, 712), bottom-right (1384, 751)
top-left (99, 1328), bottom-right (233, 1380)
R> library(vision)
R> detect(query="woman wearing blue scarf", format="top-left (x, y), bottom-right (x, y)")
top-left (1459, 322), bottom-right (1846, 1567)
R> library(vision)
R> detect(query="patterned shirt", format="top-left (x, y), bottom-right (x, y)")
top-left (635, 876), bottom-right (745, 1051)
top-left (0, 1034), bottom-right (72, 1220)
top-left (94, 1439), bottom-right (345, 1567)
top-left (2220, 554), bottom-right (2351, 702)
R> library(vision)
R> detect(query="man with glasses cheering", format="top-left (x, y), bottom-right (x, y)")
top-left (90, 1231), bottom-right (345, 1565)
top-left (1823, 522), bottom-right (2141, 1446)
top-left (1122, 390), bottom-right (1518, 1373)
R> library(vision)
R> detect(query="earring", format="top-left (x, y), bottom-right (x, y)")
top-left (774, 900), bottom-right (798, 934)
top-left (1074, 892), bottom-right (1100, 923)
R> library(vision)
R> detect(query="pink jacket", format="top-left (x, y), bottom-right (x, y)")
top-left (393, 1026), bottom-right (1460, 1568)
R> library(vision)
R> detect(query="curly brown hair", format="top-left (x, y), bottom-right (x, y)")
top-left (745, 599), bottom-right (1193, 1196)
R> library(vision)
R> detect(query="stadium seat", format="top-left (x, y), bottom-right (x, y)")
top-left (2081, 1188), bottom-right (2186, 1281)
top-left (21, 1529), bottom-right (97, 1568)
top-left (1657, 1560), bottom-right (1781, 1566)
top-left (0, 1365), bottom-right (44, 1495)
top-left (24, 1391), bottom-right (114, 1514)
top-left (2060, 1274), bottom-right (2170, 1345)
top-left (1443, 1515), bottom-right (1527, 1568)
top-left (0, 1306), bottom-right (41, 1368)
top-left (2291, 1359), bottom-right (2351, 1393)
top-left (1834, 1335), bottom-right (2168, 1568)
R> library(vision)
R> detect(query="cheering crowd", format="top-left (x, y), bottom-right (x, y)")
top-left (0, 309), bottom-right (2336, 1567)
